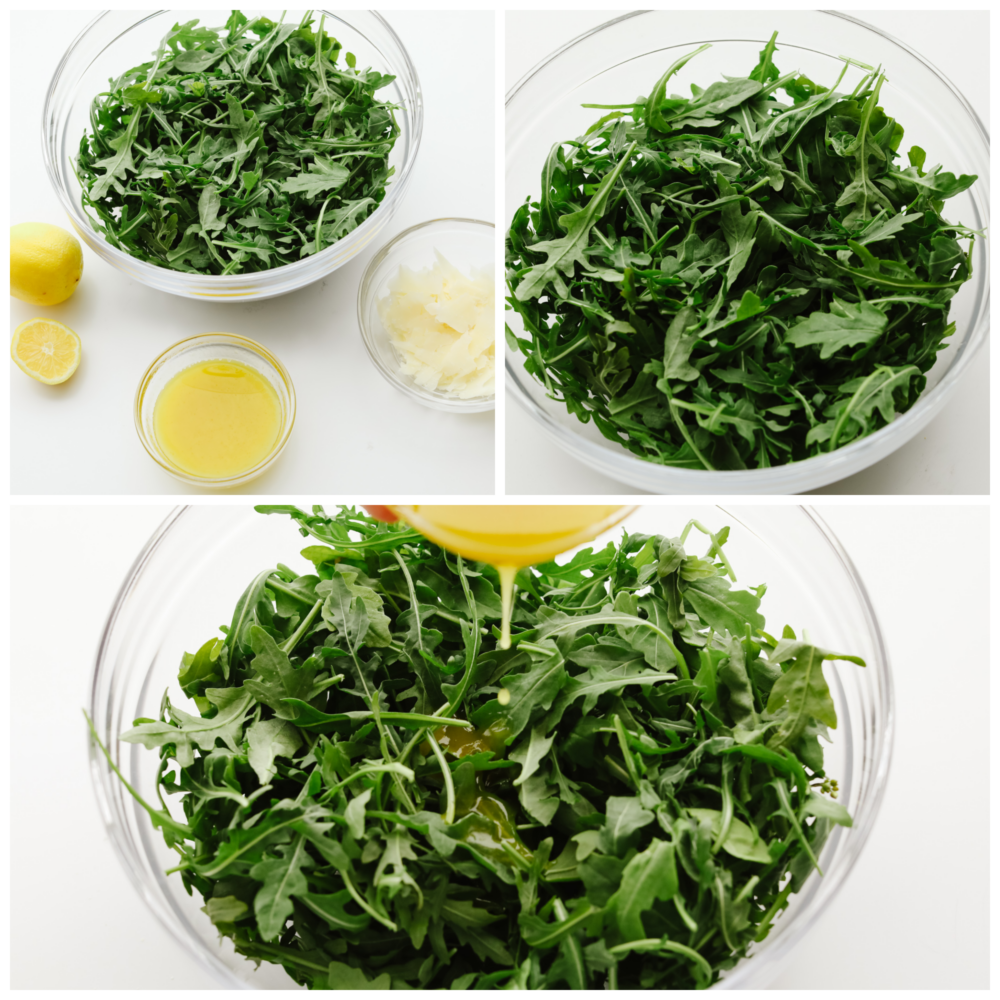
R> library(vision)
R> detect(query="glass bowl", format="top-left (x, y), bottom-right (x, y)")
top-left (43, 10), bottom-right (422, 302)
top-left (505, 10), bottom-right (989, 494)
top-left (134, 333), bottom-right (295, 489)
top-left (87, 504), bottom-right (892, 989)
top-left (388, 503), bottom-right (637, 563)
top-left (357, 218), bottom-right (496, 412)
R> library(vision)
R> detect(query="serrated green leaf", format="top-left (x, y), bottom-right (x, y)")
top-left (787, 298), bottom-right (888, 359)
top-left (687, 808), bottom-right (771, 862)
top-left (246, 716), bottom-right (302, 784)
top-left (300, 890), bottom-right (370, 931)
top-left (251, 835), bottom-right (311, 941)
top-left (202, 895), bottom-right (248, 925)
top-left (516, 143), bottom-right (637, 301)
top-left (510, 723), bottom-right (556, 787)
top-left (325, 961), bottom-right (391, 990)
top-left (279, 156), bottom-right (350, 198)
top-left (802, 792), bottom-right (853, 826)
top-left (608, 840), bottom-right (678, 939)
top-left (684, 576), bottom-right (765, 636)
top-left (765, 641), bottom-right (863, 749)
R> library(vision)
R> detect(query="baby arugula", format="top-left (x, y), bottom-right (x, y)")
top-left (91, 505), bottom-right (863, 989)
top-left (506, 33), bottom-right (979, 469)
top-left (75, 11), bottom-right (399, 275)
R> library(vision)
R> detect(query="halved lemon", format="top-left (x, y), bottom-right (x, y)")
top-left (11, 318), bottom-right (82, 385)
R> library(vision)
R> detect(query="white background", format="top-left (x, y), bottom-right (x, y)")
top-left (8, 502), bottom-right (989, 989)
top-left (504, 10), bottom-right (990, 496)
top-left (10, 10), bottom-right (495, 495)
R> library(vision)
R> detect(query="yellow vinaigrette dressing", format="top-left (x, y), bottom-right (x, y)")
top-left (390, 505), bottom-right (634, 647)
top-left (153, 360), bottom-right (281, 479)
top-left (428, 721), bottom-right (532, 865)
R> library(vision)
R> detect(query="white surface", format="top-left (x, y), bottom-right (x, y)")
top-left (504, 10), bottom-right (989, 497)
top-left (9, 503), bottom-right (989, 989)
top-left (10, 10), bottom-right (495, 495)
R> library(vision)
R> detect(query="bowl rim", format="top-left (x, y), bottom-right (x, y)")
top-left (87, 503), bottom-right (894, 989)
top-left (42, 8), bottom-right (424, 289)
top-left (715, 505), bottom-right (895, 986)
top-left (133, 331), bottom-right (297, 488)
top-left (356, 216), bottom-right (497, 413)
top-left (504, 10), bottom-right (990, 492)
top-left (86, 506), bottom-right (237, 987)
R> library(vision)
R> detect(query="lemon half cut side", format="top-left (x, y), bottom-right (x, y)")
top-left (11, 318), bottom-right (82, 385)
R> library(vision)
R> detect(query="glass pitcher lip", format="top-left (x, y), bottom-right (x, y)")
top-left (387, 504), bottom-right (639, 566)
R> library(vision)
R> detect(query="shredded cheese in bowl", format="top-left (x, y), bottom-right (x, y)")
top-left (377, 250), bottom-right (494, 400)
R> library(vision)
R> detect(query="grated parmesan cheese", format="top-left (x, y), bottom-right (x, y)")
top-left (378, 250), bottom-right (494, 400)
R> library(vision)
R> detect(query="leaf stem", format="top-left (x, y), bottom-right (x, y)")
top-left (266, 575), bottom-right (314, 604)
top-left (609, 938), bottom-right (713, 981)
top-left (734, 874), bottom-right (760, 904)
top-left (440, 554), bottom-right (481, 719)
top-left (280, 597), bottom-right (323, 654)
top-left (673, 894), bottom-right (698, 933)
top-left (613, 715), bottom-right (641, 790)
top-left (426, 735), bottom-right (456, 824)
top-left (392, 549), bottom-right (424, 654)
top-left (83, 710), bottom-right (192, 839)
top-left (773, 777), bottom-right (822, 875)
top-left (754, 881), bottom-right (793, 941)
top-left (680, 519), bottom-right (736, 581)
top-left (665, 391), bottom-right (716, 471)
top-left (712, 755), bottom-right (735, 853)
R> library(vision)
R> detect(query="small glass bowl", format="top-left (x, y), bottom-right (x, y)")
top-left (134, 333), bottom-right (295, 489)
top-left (505, 11), bottom-right (989, 494)
top-left (357, 218), bottom-right (496, 413)
top-left (43, 10), bottom-right (422, 302)
top-left (87, 504), bottom-right (892, 988)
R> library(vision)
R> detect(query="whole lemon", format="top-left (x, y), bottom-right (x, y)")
top-left (10, 222), bottom-right (84, 306)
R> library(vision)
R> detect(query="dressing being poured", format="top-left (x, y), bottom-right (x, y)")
top-left (388, 505), bottom-right (635, 647)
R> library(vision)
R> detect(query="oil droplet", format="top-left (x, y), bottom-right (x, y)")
top-left (433, 720), bottom-right (509, 758)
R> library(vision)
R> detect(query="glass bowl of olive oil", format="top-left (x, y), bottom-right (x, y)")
top-left (134, 333), bottom-right (296, 489)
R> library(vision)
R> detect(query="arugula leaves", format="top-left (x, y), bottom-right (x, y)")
top-left (76, 11), bottom-right (399, 275)
top-left (506, 32), bottom-right (979, 469)
top-left (96, 506), bottom-right (863, 989)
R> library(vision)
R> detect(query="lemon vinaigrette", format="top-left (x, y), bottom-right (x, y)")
top-left (153, 360), bottom-right (281, 479)
top-left (389, 505), bottom-right (636, 647)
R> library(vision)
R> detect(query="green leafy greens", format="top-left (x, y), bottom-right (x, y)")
top-left (506, 33), bottom-right (978, 469)
top-left (91, 505), bottom-right (863, 988)
top-left (75, 11), bottom-right (399, 275)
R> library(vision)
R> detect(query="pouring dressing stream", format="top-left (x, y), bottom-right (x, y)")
top-left (384, 505), bottom-right (636, 647)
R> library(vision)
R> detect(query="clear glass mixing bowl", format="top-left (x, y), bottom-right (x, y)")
top-left (88, 504), bottom-right (892, 988)
top-left (505, 11), bottom-right (989, 494)
top-left (44, 10), bottom-right (422, 302)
